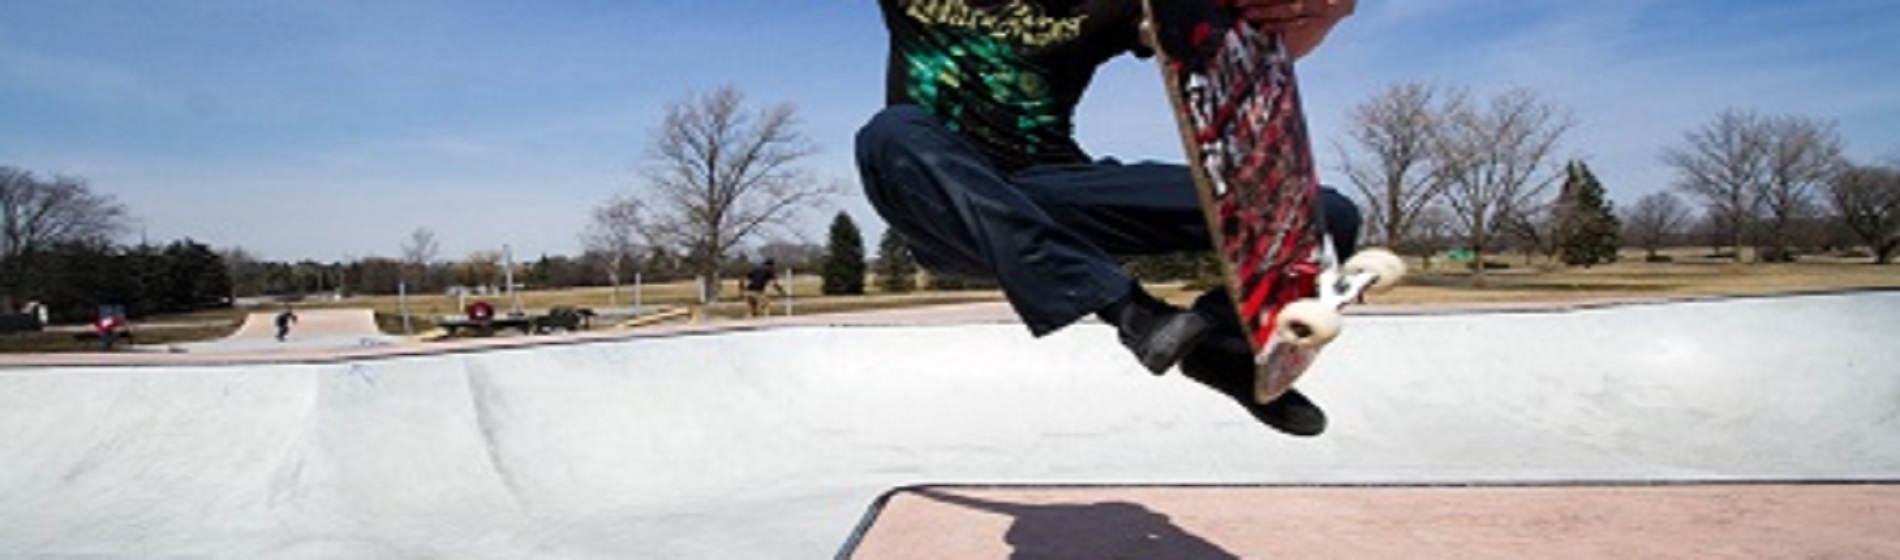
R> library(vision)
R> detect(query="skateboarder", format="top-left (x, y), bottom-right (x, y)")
top-left (274, 306), bottom-right (298, 341)
top-left (857, 0), bottom-right (1358, 436)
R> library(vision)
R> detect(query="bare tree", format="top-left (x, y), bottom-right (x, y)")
top-left (1, 166), bottom-right (132, 305)
top-left (1, 166), bottom-right (130, 261)
top-left (1336, 82), bottom-right (1456, 252)
top-left (461, 250), bottom-right (502, 291)
top-left (1408, 205), bottom-right (1457, 271)
top-left (1662, 110), bottom-right (1771, 259)
top-left (401, 228), bottom-right (440, 268)
top-left (1623, 191), bottom-right (1696, 261)
top-left (639, 86), bottom-right (832, 301)
top-left (583, 194), bottom-right (647, 291)
top-left (1497, 201), bottom-right (1558, 263)
top-left (400, 227), bottom-right (440, 289)
top-left (1433, 88), bottom-right (1574, 281)
top-left (1753, 115), bottom-right (1844, 261)
top-left (1827, 162), bottom-right (1900, 264)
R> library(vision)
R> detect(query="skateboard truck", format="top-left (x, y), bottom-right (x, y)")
top-left (1259, 236), bottom-right (1404, 356)
top-left (1253, 238), bottom-right (1405, 403)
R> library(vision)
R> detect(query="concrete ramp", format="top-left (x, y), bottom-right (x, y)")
top-left (171, 308), bottom-right (397, 353)
top-left (0, 292), bottom-right (1896, 558)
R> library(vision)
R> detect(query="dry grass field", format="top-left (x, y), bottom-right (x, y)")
top-left (4, 248), bottom-right (1894, 351)
top-left (1336, 251), bottom-right (1900, 306)
top-left (225, 249), bottom-right (1900, 328)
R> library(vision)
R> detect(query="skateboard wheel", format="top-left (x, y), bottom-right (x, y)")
top-left (1275, 299), bottom-right (1341, 348)
top-left (1345, 248), bottom-right (1406, 293)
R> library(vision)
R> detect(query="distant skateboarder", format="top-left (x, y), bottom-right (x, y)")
top-left (743, 260), bottom-right (786, 318)
top-left (275, 307), bottom-right (298, 341)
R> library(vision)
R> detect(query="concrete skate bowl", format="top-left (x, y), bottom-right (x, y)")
top-left (168, 308), bottom-right (398, 354)
top-left (0, 292), bottom-right (1895, 558)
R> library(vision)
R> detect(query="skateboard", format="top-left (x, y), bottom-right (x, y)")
top-left (1142, 0), bottom-right (1404, 403)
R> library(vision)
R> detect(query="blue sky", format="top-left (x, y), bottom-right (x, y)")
top-left (3, 1), bottom-right (1896, 262)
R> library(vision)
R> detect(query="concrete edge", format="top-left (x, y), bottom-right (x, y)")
top-left (4, 289), bottom-right (1895, 369)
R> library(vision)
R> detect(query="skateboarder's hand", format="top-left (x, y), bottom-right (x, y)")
top-left (1235, 0), bottom-right (1355, 28)
top-left (1234, 0), bottom-right (1355, 59)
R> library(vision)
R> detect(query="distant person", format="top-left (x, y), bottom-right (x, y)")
top-left (275, 306), bottom-right (299, 341)
top-left (93, 313), bottom-right (126, 351)
top-left (744, 259), bottom-right (786, 318)
top-left (466, 299), bottom-right (496, 322)
top-left (465, 299), bottom-right (498, 336)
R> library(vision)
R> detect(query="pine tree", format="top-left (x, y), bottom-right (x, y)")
top-left (822, 212), bottom-right (866, 295)
top-left (875, 228), bottom-right (918, 293)
top-left (1557, 161), bottom-right (1622, 266)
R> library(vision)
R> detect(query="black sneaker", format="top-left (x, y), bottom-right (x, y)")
top-left (1180, 293), bottom-right (1328, 437)
top-left (1255, 387), bottom-right (1326, 437)
top-left (1099, 287), bottom-right (1213, 375)
top-left (1180, 336), bottom-right (1328, 436)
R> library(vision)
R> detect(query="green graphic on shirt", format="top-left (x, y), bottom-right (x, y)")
top-left (902, 29), bottom-right (1060, 157)
top-left (899, 0), bottom-right (1082, 47)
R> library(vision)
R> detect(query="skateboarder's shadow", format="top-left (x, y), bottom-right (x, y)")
top-left (912, 488), bottom-right (1239, 559)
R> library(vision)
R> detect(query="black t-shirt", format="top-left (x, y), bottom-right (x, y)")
top-left (879, 0), bottom-right (1147, 172)
top-left (745, 267), bottom-right (778, 292)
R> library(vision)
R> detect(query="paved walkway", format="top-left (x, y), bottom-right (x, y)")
top-left (846, 483), bottom-right (1900, 559)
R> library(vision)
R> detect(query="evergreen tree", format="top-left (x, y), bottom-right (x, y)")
top-left (123, 243), bottom-right (168, 316)
top-left (31, 240), bottom-right (138, 322)
top-left (875, 228), bottom-right (918, 293)
top-left (1557, 161), bottom-right (1621, 266)
top-left (924, 272), bottom-right (1000, 291)
top-left (822, 212), bottom-right (866, 295)
top-left (161, 239), bottom-right (233, 312)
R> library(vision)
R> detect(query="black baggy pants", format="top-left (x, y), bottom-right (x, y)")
top-left (855, 105), bottom-right (1359, 336)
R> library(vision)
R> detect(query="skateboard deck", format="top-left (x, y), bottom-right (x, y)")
top-left (1143, 0), bottom-right (1392, 404)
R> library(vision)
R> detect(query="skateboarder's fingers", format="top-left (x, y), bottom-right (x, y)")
top-left (1234, 0), bottom-right (1305, 23)
top-left (1235, 0), bottom-right (1354, 28)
